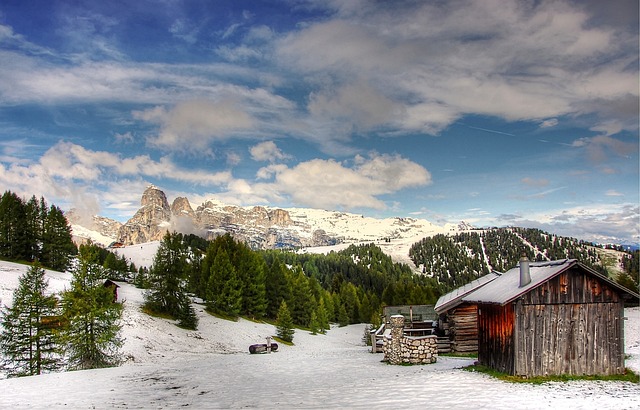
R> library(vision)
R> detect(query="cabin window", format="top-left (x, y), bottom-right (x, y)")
top-left (590, 280), bottom-right (601, 296)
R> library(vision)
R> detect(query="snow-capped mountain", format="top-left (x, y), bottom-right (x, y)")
top-left (69, 185), bottom-right (450, 250)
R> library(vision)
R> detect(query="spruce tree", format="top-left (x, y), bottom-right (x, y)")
top-left (0, 262), bottom-right (62, 377)
top-left (276, 301), bottom-right (294, 343)
top-left (206, 248), bottom-right (242, 317)
top-left (315, 298), bottom-right (329, 334)
top-left (309, 311), bottom-right (319, 335)
top-left (59, 247), bottom-right (123, 370)
top-left (41, 206), bottom-right (76, 271)
top-left (144, 232), bottom-right (197, 329)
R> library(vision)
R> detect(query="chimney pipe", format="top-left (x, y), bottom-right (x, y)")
top-left (519, 255), bottom-right (531, 287)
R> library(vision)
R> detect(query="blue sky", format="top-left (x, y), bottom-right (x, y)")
top-left (0, 0), bottom-right (638, 244)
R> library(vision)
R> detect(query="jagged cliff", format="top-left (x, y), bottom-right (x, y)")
top-left (72, 185), bottom-right (447, 250)
top-left (115, 186), bottom-right (341, 248)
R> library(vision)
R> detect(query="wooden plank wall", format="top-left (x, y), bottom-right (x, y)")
top-left (512, 268), bottom-right (625, 377)
top-left (514, 301), bottom-right (623, 376)
top-left (477, 304), bottom-right (515, 374)
top-left (449, 304), bottom-right (479, 353)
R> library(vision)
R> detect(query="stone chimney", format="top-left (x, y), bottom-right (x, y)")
top-left (519, 255), bottom-right (531, 287)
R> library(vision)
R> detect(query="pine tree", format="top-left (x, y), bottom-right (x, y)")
top-left (206, 248), bottom-right (242, 317)
top-left (315, 298), bottom-right (330, 334)
top-left (41, 206), bottom-right (76, 271)
top-left (144, 232), bottom-right (197, 329)
top-left (265, 258), bottom-right (291, 318)
top-left (59, 247), bottom-right (123, 370)
top-left (239, 249), bottom-right (267, 319)
top-left (309, 311), bottom-right (319, 335)
top-left (337, 303), bottom-right (349, 327)
top-left (275, 301), bottom-right (294, 343)
top-left (0, 262), bottom-right (62, 377)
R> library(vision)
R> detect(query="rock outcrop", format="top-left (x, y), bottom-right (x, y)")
top-left (118, 185), bottom-right (172, 244)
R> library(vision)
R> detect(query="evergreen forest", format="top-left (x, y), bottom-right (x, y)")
top-left (0, 191), bottom-right (77, 271)
top-left (409, 227), bottom-right (639, 293)
top-left (139, 232), bottom-right (442, 331)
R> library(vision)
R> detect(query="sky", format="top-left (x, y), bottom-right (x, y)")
top-left (0, 0), bottom-right (638, 245)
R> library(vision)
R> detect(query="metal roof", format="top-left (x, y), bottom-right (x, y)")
top-left (434, 271), bottom-right (501, 314)
top-left (462, 259), bottom-right (575, 305)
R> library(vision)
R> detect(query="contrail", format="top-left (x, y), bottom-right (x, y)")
top-left (467, 125), bottom-right (516, 137)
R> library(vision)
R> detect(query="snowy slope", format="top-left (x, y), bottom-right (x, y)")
top-left (0, 259), bottom-right (639, 409)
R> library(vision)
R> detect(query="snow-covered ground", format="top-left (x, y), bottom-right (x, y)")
top-left (0, 259), bottom-right (639, 409)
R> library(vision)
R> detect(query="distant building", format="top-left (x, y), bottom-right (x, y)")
top-left (462, 258), bottom-right (639, 377)
top-left (103, 279), bottom-right (120, 303)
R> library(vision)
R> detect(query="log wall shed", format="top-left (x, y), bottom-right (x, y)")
top-left (462, 259), bottom-right (639, 377)
top-left (434, 272), bottom-right (501, 353)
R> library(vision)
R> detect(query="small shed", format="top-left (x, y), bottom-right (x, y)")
top-left (462, 258), bottom-right (639, 377)
top-left (434, 271), bottom-right (501, 353)
top-left (103, 279), bottom-right (120, 303)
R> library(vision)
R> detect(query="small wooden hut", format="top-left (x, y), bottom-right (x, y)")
top-left (434, 272), bottom-right (501, 353)
top-left (103, 279), bottom-right (120, 303)
top-left (462, 258), bottom-right (639, 377)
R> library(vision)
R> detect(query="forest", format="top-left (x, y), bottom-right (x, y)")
top-left (0, 191), bottom-right (77, 271)
top-left (136, 232), bottom-right (442, 332)
top-left (409, 227), bottom-right (639, 293)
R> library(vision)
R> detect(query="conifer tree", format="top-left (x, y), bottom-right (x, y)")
top-left (265, 258), bottom-right (291, 318)
top-left (206, 248), bottom-right (242, 317)
top-left (144, 232), bottom-right (197, 329)
top-left (41, 206), bottom-right (76, 271)
top-left (315, 298), bottom-right (329, 334)
top-left (238, 248), bottom-right (267, 319)
top-left (309, 311), bottom-right (320, 335)
top-left (337, 303), bottom-right (349, 327)
top-left (59, 247), bottom-right (123, 370)
top-left (276, 301), bottom-right (294, 343)
top-left (0, 263), bottom-right (62, 377)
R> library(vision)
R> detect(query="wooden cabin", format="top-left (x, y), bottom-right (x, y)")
top-left (434, 272), bottom-right (501, 353)
top-left (103, 279), bottom-right (120, 303)
top-left (462, 258), bottom-right (639, 377)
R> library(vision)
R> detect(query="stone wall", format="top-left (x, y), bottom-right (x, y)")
top-left (383, 315), bottom-right (438, 365)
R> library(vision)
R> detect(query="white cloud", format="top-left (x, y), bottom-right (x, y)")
top-left (255, 153), bottom-right (431, 210)
top-left (276, 0), bottom-right (637, 135)
top-left (571, 135), bottom-right (638, 163)
top-left (138, 99), bottom-right (254, 152)
top-left (539, 119), bottom-right (558, 128)
top-left (496, 203), bottom-right (640, 244)
top-left (249, 141), bottom-right (290, 162)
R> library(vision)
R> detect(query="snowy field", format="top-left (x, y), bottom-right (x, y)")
top-left (0, 260), bottom-right (638, 409)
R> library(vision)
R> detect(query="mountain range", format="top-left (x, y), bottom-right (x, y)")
top-left (67, 185), bottom-right (456, 251)
top-left (66, 186), bottom-right (635, 283)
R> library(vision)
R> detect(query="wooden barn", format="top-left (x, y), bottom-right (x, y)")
top-left (434, 272), bottom-right (501, 353)
top-left (462, 258), bottom-right (639, 377)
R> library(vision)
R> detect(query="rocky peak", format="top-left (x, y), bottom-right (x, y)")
top-left (171, 197), bottom-right (195, 218)
top-left (118, 186), bottom-right (172, 245)
top-left (141, 185), bottom-right (170, 210)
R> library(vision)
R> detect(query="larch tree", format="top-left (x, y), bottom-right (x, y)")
top-left (0, 262), bottom-right (62, 377)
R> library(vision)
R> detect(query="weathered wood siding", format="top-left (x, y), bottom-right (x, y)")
top-left (449, 303), bottom-right (479, 353)
top-left (477, 304), bottom-right (515, 374)
top-left (512, 268), bottom-right (625, 376)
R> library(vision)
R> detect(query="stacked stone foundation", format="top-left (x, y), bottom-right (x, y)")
top-left (383, 314), bottom-right (438, 365)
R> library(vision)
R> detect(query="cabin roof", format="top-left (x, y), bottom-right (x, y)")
top-left (434, 271), bottom-right (501, 314)
top-left (462, 259), bottom-right (639, 305)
